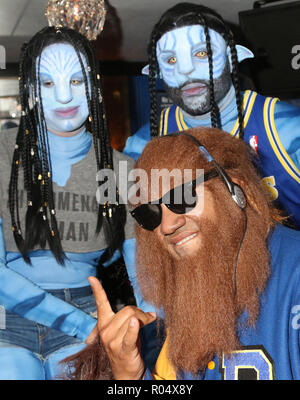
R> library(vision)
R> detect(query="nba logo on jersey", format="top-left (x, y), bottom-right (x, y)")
top-left (249, 135), bottom-right (258, 153)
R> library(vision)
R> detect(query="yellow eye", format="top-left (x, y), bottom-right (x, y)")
top-left (71, 79), bottom-right (83, 85)
top-left (195, 50), bottom-right (207, 58)
top-left (168, 56), bottom-right (177, 64)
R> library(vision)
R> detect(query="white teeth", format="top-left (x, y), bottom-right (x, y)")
top-left (175, 233), bottom-right (197, 246)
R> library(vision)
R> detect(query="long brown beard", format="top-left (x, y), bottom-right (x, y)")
top-left (136, 196), bottom-right (271, 375)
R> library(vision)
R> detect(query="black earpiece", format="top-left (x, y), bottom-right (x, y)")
top-left (232, 184), bottom-right (247, 209)
top-left (213, 163), bottom-right (247, 209)
top-left (180, 132), bottom-right (247, 209)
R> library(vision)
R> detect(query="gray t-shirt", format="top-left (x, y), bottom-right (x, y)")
top-left (0, 127), bottom-right (135, 253)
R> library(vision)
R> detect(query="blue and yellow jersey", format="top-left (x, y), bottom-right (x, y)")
top-left (158, 90), bottom-right (300, 226)
top-left (145, 224), bottom-right (300, 380)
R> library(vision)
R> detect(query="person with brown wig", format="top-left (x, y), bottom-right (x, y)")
top-left (72, 127), bottom-right (300, 380)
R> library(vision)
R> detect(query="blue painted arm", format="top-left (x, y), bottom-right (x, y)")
top-left (0, 219), bottom-right (96, 342)
top-left (122, 238), bottom-right (155, 313)
top-left (123, 123), bottom-right (151, 160)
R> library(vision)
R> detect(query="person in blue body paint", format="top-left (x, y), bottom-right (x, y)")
top-left (0, 26), bottom-right (155, 380)
top-left (88, 127), bottom-right (300, 380)
top-left (123, 3), bottom-right (300, 229)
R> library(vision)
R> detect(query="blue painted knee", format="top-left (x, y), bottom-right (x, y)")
top-left (44, 343), bottom-right (86, 380)
top-left (0, 347), bottom-right (44, 380)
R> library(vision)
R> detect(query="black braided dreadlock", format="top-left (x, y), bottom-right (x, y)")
top-left (9, 26), bottom-right (126, 265)
top-left (148, 2), bottom-right (244, 140)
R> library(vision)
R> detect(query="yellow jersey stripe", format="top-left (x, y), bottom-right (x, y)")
top-left (230, 90), bottom-right (257, 137)
top-left (264, 98), bottom-right (300, 183)
top-left (153, 337), bottom-right (177, 380)
top-left (175, 106), bottom-right (184, 131)
top-left (163, 107), bottom-right (170, 136)
top-left (179, 108), bottom-right (189, 130)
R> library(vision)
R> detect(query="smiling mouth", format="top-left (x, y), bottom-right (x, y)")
top-left (54, 106), bottom-right (79, 118)
top-left (181, 83), bottom-right (207, 97)
top-left (175, 232), bottom-right (198, 246)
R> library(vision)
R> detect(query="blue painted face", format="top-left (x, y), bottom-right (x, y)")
top-left (156, 25), bottom-right (231, 115)
top-left (38, 43), bottom-right (89, 136)
top-left (157, 25), bottom-right (228, 87)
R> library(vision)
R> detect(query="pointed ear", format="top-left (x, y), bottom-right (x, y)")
top-left (141, 64), bottom-right (162, 79)
top-left (141, 64), bottom-right (149, 75)
top-left (227, 45), bottom-right (254, 72)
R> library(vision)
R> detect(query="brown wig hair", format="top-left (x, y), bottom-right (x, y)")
top-left (61, 127), bottom-right (286, 378)
top-left (61, 337), bottom-right (113, 380)
top-left (133, 127), bottom-right (285, 374)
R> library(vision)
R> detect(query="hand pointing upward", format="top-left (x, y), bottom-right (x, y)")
top-left (88, 276), bottom-right (157, 380)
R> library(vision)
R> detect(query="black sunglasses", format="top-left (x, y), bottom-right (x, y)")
top-left (130, 170), bottom-right (218, 231)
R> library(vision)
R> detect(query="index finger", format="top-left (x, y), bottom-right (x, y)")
top-left (88, 276), bottom-right (115, 327)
